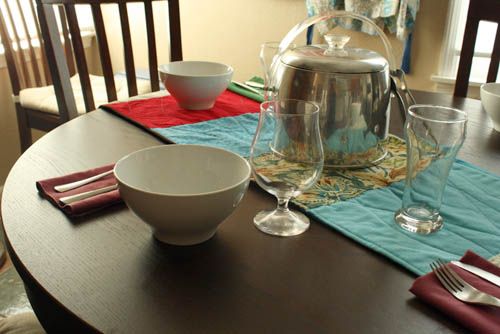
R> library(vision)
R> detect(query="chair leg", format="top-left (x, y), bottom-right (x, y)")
top-left (0, 187), bottom-right (6, 270)
top-left (15, 104), bottom-right (33, 153)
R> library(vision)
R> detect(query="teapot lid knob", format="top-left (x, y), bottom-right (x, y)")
top-left (324, 34), bottom-right (350, 51)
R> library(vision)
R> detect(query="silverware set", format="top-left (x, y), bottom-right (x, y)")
top-left (232, 81), bottom-right (264, 96)
top-left (55, 169), bottom-right (117, 204)
top-left (430, 259), bottom-right (500, 308)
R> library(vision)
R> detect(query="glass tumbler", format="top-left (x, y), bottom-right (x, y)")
top-left (259, 41), bottom-right (295, 101)
top-left (250, 99), bottom-right (324, 236)
top-left (394, 104), bottom-right (467, 234)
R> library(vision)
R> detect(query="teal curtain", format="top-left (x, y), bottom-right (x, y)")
top-left (305, 0), bottom-right (420, 72)
top-left (306, 0), bottom-right (419, 40)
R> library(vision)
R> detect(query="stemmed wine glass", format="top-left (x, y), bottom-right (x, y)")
top-left (249, 99), bottom-right (324, 236)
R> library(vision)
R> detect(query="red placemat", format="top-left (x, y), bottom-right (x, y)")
top-left (101, 90), bottom-right (260, 130)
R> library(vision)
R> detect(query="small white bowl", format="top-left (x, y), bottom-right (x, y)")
top-left (480, 82), bottom-right (500, 132)
top-left (114, 145), bottom-right (251, 245)
top-left (158, 61), bottom-right (233, 110)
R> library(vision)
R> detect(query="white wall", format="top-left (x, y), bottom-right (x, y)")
top-left (103, 0), bottom-right (309, 81)
top-left (102, 2), bottom-right (172, 73)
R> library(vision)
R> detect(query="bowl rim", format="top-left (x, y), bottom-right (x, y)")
top-left (158, 61), bottom-right (234, 78)
top-left (480, 82), bottom-right (500, 97)
top-left (114, 144), bottom-right (251, 197)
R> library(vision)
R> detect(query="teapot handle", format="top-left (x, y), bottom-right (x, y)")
top-left (269, 11), bottom-right (416, 116)
top-left (270, 11), bottom-right (395, 90)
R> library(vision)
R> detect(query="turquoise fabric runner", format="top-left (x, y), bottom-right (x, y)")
top-left (154, 113), bottom-right (260, 156)
top-left (153, 113), bottom-right (500, 276)
top-left (309, 160), bottom-right (500, 275)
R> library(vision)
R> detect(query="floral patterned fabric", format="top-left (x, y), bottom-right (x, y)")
top-left (305, 0), bottom-right (420, 40)
top-left (286, 135), bottom-right (408, 209)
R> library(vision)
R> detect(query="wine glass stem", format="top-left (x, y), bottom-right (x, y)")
top-left (277, 197), bottom-right (291, 213)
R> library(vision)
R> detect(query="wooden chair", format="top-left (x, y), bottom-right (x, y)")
top-left (454, 0), bottom-right (500, 97)
top-left (36, 0), bottom-right (182, 116)
top-left (0, 0), bottom-right (73, 152)
top-left (1, 0), bottom-right (182, 152)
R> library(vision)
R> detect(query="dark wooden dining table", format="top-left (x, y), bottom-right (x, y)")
top-left (1, 91), bottom-right (500, 333)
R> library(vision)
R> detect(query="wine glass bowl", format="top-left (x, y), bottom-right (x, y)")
top-left (250, 100), bottom-right (324, 236)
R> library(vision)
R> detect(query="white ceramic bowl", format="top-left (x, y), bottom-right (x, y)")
top-left (158, 61), bottom-right (233, 110)
top-left (480, 82), bottom-right (500, 132)
top-left (114, 145), bottom-right (251, 245)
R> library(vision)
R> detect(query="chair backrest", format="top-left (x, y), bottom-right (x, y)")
top-left (36, 0), bottom-right (183, 120)
top-left (454, 0), bottom-right (500, 97)
top-left (0, 0), bottom-right (74, 95)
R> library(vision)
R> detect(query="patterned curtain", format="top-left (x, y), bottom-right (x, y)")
top-left (305, 0), bottom-right (420, 72)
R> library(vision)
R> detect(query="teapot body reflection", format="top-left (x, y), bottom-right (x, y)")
top-left (267, 11), bottom-right (413, 168)
top-left (276, 54), bottom-right (390, 167)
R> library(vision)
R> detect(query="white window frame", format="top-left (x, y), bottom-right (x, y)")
top-left (0, 3), bottom-right (95, 68)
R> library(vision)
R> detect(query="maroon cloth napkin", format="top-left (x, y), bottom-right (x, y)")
top-left (410, 251), bottom-right (500, 332)
top-left (36, 164), bottom-right (122, 217)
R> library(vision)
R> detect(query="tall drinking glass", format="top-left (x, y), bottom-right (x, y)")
top-left (259, 41), bottom-right (295, 101)
top-left (250, 99), bottom-right (324, 236)
top-left (394, 105), bottom-right (467, 234)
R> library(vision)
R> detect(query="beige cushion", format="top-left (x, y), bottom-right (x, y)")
top-left (19, 74), bottom-right (153, 115)
top-left (0, 313), bottom-right (45, 334)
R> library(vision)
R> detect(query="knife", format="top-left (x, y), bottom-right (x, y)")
top-left (54, 169), bottom-right (114, 192)
top-left (59, 184), bottom-right (118, 205)
top-left (451, 260), bottom-right (500, 287)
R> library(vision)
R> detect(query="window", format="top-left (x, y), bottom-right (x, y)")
top-left (0, 1), bottom-right (94, 55)
top-left (433, 0), bottom-right (499, 85)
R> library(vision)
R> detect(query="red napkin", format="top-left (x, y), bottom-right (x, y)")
top-left (36, 164), bottom-right (122, 217)
top-left (410, 251), bottom-right (500, 332)
top-left (103, 90), bottom-right (260, 129)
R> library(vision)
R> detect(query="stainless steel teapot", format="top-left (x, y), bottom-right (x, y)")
top-left (266, 11), bottom-right (415, 168)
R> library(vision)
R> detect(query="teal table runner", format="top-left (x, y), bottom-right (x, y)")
top-left (155, 115), bottom-right (500, 276)
top-left (104, 82), bottom-right (500, 276)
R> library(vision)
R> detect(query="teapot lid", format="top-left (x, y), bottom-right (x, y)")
top-left (281, 34), bottom-right (388, 74)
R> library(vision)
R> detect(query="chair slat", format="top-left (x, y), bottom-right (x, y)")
top-left (90, 3), bottom-right (117, 102)
top-left (0, 4), bottom-right (21, 94)
top-left (487, 28), bottom-right (500, 83)
top-left (454, 0), bottom-right (500, 97)
top-left (29, 0), bottom-right (52, 85)
top-left (5, 1), bottom-right (31, 88)
top-left (37, 2), bottom-right (78, 121)
top-left (454, 18), bottom-right (478, 97)
top-left (64, 3), bottom-right (95, 112)
top-left (118, 2), bottom-right (137, 97)
top-left (168, 0), bottom-right (182, 61)
top-left (58, 5), bottom-right (76, 76)
top-left (144, 1), bottom-right (159, 91)
top-left (16, 0), bottom-right (43, 86)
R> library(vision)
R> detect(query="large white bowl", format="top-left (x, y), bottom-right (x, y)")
top-left (480, 82), bottom-right (500, 132)
top-left (158, 61), bottom-right (233, 110)
top-left (114, 145), bottom-right (251, 245)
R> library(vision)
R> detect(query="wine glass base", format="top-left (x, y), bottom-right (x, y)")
top-left (394, 208), bottom-right (443, 234)
top-left (254, 209), bottom-right (310, 237)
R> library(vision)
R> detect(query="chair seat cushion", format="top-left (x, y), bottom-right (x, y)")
top-left (19, 74), bottom-right (152, 114)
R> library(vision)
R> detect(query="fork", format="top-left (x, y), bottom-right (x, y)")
top-left (430, 259), bottom-right (500, 307)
